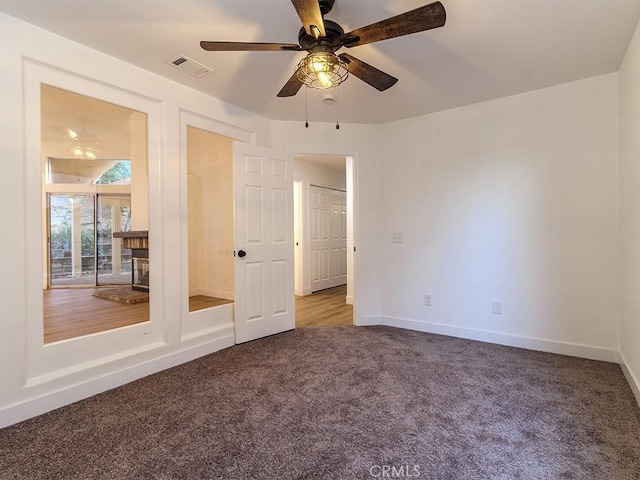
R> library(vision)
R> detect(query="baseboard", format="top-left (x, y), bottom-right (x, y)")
top-left (0, 334), bottom-right (234, 429)
top-left (620, 352), bottom-right (640, 408)
top-left (191, 289), bottom-right (234, 301)
top-left (379, 315), bottom-right (619, 363)
top-left (346, 295), bottom-right (353, 305)
top-left (356, 315), bottom-right (382, 327)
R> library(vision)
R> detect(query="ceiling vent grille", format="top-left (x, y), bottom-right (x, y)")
top-left (166, 55), bottom-right (213, 78)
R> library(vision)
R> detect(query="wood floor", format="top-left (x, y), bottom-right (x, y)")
top-left (43, 284), bottom-right (351, 343)
top-left (189, 295), bottom-right (233, 312)
top-left (295, 284), bottom-right (353, 328)
top-left (44, 288), bottom-right (150, 344)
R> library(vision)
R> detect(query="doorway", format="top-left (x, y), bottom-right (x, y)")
top-left (293, 154), bottom-right (354, 328)
top-left (185, 126), bottom-right (235, 312)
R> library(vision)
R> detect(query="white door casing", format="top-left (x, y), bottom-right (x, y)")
top-left (233, 142), bottom-right (295, 343)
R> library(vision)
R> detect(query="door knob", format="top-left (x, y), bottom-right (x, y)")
top-left (237, 249), bottom-right (247, 258)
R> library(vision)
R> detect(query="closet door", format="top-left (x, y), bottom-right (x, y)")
top-left (309, 185), bottom-right (332, 292)
top-left (309, 186), bottom-right (347, 292)
top-left (330, 189), bottom-right (347, 288)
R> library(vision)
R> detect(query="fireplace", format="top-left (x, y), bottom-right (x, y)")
top-left (132, 251), bottom-right (149, 292)
top-left (113, 230), bottom-right (149, 292)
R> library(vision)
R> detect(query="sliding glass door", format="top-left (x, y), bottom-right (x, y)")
top-left (47, 193), bottom-right (131, 287)
top-left (96, 194), bottom-right (132, 285)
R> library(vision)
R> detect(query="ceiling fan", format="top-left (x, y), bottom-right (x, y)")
top-left (200, 0), bottom-right (446, 97)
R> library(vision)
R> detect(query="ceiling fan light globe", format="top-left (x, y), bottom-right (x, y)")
top-left (317, 72), bottom-right (333, 88)
top-left (295, 52), bottom-right (348, 90)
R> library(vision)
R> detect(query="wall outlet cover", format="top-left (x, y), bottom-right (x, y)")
top-left (492, 301), bottom-right (503, 315)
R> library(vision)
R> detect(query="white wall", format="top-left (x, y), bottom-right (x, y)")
top-left (619, 18), bottom-right (640, 404)
top-left (0, 11), bottom-right (270, 428)
top-left (378, 74), bottom-right (621, 362)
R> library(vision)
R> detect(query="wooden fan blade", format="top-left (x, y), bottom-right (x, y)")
top-left (291, 0), bottom-right (326, 38)
top-left (200, 41), bottom-right (301, 52)
top-left (339, 53), bottom-right (398, 91)
top-left (277, 72), bottom-right (304, 97)
top-left (342, 1), bottom-right (446, 48)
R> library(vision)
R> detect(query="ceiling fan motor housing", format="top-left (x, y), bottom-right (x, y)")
top-left (298, 19), bottom-right (344, 52)
top-left (318, 0), bottom-right (336, 16)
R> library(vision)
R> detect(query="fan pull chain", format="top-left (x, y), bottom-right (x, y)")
top-left (305, 87), bottom-right (309, 128)
top-left (335, 87), bottom-right (340, 130)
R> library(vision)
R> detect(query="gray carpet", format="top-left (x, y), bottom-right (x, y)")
top-left (1, 326), bottom-right (640, 479)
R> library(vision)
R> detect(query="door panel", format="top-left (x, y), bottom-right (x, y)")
top-left (310, 185), bottom-right (332, 292)
top-left (331, 190), bottom-right (348, 287)
top-left (310, 186), bottom-right (347, 292)
top-left (234, 143), bottom-right (294, 343)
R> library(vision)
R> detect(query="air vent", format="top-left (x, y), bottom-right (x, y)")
top-left (166, 55), bottom-right (213, 78)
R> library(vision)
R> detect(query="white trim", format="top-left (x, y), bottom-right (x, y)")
top-left (346, 295), bottom-right (353, 305)
top-left (0, 334), bottom-right (234, 429)
top-left (24, 60), bottom-right (166, 379)
top-left (620, 352), bottom-right (640, 408)
top-left (178, 109), bottom-right (252, 336)
top-left (356, 315), bottom-right (382, 327)
top-left (379, 315), bottom-right (620, 363)
top-left (290, 148), bottom-right (359, 327)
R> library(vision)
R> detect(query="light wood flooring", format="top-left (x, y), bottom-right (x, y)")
top-left (44, 288), bottom-right (150, 344)
top-left (189, 295), bottom-right (233, 311)
top-left (295, 284), bottom-right (353, 328)
top-left (43, 284), bottom-right (351, 344)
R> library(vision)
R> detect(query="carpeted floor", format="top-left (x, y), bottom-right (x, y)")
top-left (1, 326), bottom-right (640, 479)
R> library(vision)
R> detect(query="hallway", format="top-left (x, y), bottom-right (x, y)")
top-left (295, 285), bottom-right (352, 328)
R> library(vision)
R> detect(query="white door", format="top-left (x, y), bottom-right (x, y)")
top-left (310, 185), bottom-right (332, 292)
top-left (330, 189), bottom-right (347, 288)
top-left (233, 142), bottom-right (295, 343)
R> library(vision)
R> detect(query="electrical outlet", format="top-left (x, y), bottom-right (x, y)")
top-left (392, 232), bottom-right (404, 243)
top-left (492, 301), bottom-right (503, 315)
top-left (424, 294), bottom-right (432, 306)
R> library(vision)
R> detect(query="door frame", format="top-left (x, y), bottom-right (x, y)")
top-left (293, 151), bottom-right (358, 321)
top-left (24, 60), bottom-right (163, 379)
top-left (178, 110), bottom-right (255, 339)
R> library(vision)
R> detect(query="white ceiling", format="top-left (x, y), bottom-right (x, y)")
top-left (41, 85), bottom-right (136, 160)
top-left (2, 0), bottom-right (640, 124)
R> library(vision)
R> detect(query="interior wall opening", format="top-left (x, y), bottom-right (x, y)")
top-left (293, 154), bottom-right (354, 328)
top-left (41, 84), bottom-right (150, 344)
top-left (186, 126), bottom-right (234, 313)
